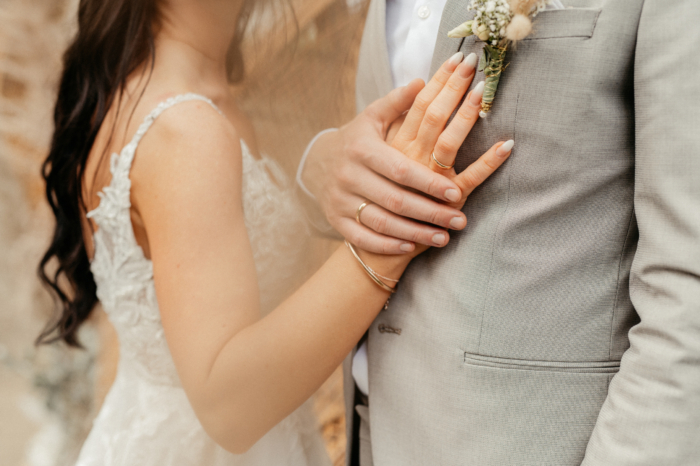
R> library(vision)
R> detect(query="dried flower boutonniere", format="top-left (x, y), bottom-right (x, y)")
top-left (448, 0), bottom-right (551, 118)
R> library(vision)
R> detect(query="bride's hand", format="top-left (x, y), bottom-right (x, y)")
top-left (365, 53), bottom-right (513, 254)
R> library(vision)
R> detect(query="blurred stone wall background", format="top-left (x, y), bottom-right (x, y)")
top-left (0, 0), bottom-right (367, 465)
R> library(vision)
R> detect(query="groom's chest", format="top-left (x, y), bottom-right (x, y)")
top-left (444, 0), bottom-right (642, 183)
top-left (379, 1), bottom-right (646, 365)
top-left (358, 0), bottom-right (642, 184)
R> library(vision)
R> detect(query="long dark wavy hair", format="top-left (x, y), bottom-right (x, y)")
top-left (37, 0), bottom-right (256, 347)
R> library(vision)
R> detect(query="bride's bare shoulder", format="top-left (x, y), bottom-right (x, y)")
top-left (140, 96), bottom-right (239, 155)
top-left (131, 95), bottom-right (243, 185)
top-left (125, 95), bottom-right (246, 234)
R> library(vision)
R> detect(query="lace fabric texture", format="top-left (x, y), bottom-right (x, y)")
top-left (77, 94), bottom-right (327, 466)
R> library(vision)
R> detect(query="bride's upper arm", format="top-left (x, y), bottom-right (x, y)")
top-left (131, 102), bottom-right (261, 398)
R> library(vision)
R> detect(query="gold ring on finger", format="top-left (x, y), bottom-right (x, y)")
top-left (356, 201), bottom-right (371, 225)
top-left (431, 151), bottom-right (454, 170)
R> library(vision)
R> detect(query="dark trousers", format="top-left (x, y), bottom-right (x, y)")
top-left (352, 390), bottom-right (372, 466)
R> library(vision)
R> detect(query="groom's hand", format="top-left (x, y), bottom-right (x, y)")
top-left (301, 83), bottom-right (468, 255)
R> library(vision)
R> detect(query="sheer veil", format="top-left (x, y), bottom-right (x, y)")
top-left (236, 0), bottom-right (366, 297)
top-left (235, 4), bottom-right (368, 461)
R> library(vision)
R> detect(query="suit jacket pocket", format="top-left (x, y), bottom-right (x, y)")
top-left (524, 8), bottom-right (601, 40)
top-left (463, 352), bottom-right (620, 373)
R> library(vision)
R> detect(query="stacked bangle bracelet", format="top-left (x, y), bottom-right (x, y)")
top-left (345, 241), bottom-right (398, 293)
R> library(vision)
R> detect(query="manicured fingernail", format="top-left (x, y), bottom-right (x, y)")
top-left (400, 243), bottom-right (414, 252)
top-left (449, 217), bottom-right (466, 229)
top-left (469, 81), bottom-right (485, 106)
top-left (496, 140), bottom-right (515, 157)
top-left (444, 188), bottom-right (460, 202)
top-left (464, 52), bottom-right (478, 69)
top-left (448, 51), bottom-right (464, 67)
top-left (432, 233), bottom-right (447, 246)
top-left (459, 53), bottom-right (478, 77)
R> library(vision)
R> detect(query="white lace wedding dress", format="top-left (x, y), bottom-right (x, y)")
top-left (76, 94), bottom-right (329, 466)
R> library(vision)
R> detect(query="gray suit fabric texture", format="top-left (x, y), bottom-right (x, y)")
top-left (345, 0), bottom-right (700, 464)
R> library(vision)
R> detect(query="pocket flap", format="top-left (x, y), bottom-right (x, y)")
top-left (464, 352), bottom-right (620, 373)
top-left (524, 8), bottom-right (601, 40)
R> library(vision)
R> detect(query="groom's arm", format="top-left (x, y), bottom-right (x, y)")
top-left (582, 1), bottom-right (700, 463)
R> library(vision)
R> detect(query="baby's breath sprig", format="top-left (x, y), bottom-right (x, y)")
top-left (448, 0), bottom-right (551, 117)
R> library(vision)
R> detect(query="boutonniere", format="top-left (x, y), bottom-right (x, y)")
top-left (448, 0), bottom-right (551, 118)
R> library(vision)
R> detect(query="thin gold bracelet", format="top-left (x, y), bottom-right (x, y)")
top-left (345, 241), bottom-right (397, 294)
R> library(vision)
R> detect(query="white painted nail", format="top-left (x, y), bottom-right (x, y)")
top-left (448, 51), bottom-right (464, 67)
top-left (432, 233), bottom-right (447, 246)
top-left (496, 140), bottom-right (515, 157)
top-left (444, 188), bottom-right (460, 202)
top-left (469, 81), bottom-right (485, 106)
top-left (449, 217), bottom-right (466, 229)
top-left (459, 57), bottom-right (477, 78)
top-left (464, 52), bottom-right (478, 69)
top-left (400, 243), bottom-right (414, 252)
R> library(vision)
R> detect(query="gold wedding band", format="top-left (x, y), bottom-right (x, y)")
top-left (431, 151), bottom-right (454, 170)
top-left (356, 201), bottom-right (371, 225)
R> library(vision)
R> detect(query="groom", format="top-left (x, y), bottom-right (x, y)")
top-left (299, 0), bottom-right (700, 464)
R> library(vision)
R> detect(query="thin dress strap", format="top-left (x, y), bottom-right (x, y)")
top-left (118, 93), bottom-right (222, 172)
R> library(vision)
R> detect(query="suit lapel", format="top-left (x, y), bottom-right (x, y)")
top-left (367, 0), bottom-right (393, 96)
top-left (355, 0), bottom-right (394, 111)
top-left (430, 0), bottom-right (476, 77)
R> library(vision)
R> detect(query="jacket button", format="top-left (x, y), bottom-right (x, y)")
top-left (378, 324), bottom-right (402, 335)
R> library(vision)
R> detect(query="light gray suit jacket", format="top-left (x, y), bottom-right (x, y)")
top-left (344, 0), bottom-right (700, 464)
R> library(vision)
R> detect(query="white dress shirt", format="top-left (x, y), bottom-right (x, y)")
top-left (385, 0), bottom-right (450, 88)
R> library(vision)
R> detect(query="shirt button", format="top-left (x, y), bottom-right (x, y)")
top-left (417, 5), bottom-right (431, 19)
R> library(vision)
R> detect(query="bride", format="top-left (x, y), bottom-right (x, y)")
top-left (37, 0), bottom-right (511, 464)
